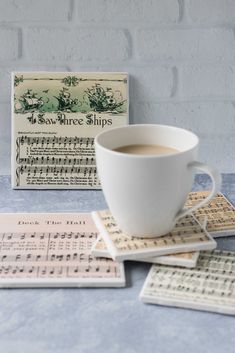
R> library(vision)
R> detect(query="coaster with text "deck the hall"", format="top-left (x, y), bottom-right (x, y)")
top-left (0, 213), bottom-right (125, 288)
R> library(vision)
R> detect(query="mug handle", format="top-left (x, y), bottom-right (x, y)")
top-left (175, 161), bottom-right (221, 222)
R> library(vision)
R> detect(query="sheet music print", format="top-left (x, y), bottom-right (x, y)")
top-left (140, 250), bottom-right (235, 315)
top-left (12, 72), bottom-right (128, 189)
top-left (16, 136), bottom-right (97, 187)
top-left (92, 236), bottom-right (199, 268)
top-left (0, 213), bottom-right (125, 287)
top-left (186, 192), bottom-right (235, 237)
top-left (91, 210), bottom-right (216, 261)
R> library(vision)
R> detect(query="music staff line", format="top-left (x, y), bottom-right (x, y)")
top-left (149, 268), bottom-right (235, 289)
top-left (0, 232), bottom-right (98, 241)
top-left (0, 264), bottom-right (119, 277)
top-left (17, 136), bottom-right (94, 147)
top-left (17, 165), bottom-right (97, 176)
top-left (0, 252), bottom-right (110, 263)
top-left (146, 283), bottom-right (235, 299)
top-left (18, 156), bottom-right (95, 166)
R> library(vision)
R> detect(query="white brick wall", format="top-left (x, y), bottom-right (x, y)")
top-left (181, 65), bottom-right (235, 97)
top-left (138, 28), bottom-right (235, 61)
top-left (0, 0), bottom-right (71, 22)
top-left (188, 0), bottom-right (235, 24)
top-left (0, 27), bottom-right (20, 60)
top-left (0, 0), bottom-right (235, 174)
top-left (75, 0), bottom-right (180, 23)
top-left (132, 101), bottom-right (235, 135)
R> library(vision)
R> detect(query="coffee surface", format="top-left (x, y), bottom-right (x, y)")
top-left (114, 144), bottom-right (180, 155)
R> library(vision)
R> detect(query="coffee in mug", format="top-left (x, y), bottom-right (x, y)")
top-left (114, 144), bottom-right (180, 155)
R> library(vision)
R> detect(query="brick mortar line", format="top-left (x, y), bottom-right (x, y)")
top-left (1, 63), bottom-right (234, 69)
top-left (1, 23), bottom-right (235, 30)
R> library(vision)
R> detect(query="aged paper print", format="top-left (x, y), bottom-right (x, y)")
top-left (12, 72), bottom-right (128, 189)
top-left (0, 213), bottom-right (125, 287)
top-left (140, 250), bottom-right (235, 315)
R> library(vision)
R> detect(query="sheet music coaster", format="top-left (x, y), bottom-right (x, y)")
top-left (92, 236), bottom-right (200, 268)
top-left (91, 210), bottom-right (216, 261)
top-left (186, 191), bottom-right (235, 237)
top-left (0, 213), bottom-right (125, 288)
top-left (140, 250), bottom-right (235, 316)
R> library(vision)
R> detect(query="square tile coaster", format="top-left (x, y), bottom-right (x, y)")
top-left (187, 191), bottom-right (235, 237)
top-left (92, 236), bottom-right (199, 268)
top-left (0, 213), bottom-right (125, 288)
top-left (12, 72), bottom-right (128, 189)
top-left (91, 210), bottom-right (216, 261)
top-left (140, 249), bottom-right (235, 316)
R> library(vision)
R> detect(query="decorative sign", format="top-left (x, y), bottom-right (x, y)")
top-left (91, 210), bottom-right (216, 261)
top-left (0, 213), bottom-right (125, 287)
top-left (140, 250), bottom-right (235, 315)
top-left (92, 236), bottom-right (199, 268)
top-left (186, 192), bottom-right (235, 237)
top-left (12, 72), bottom-right (128, 189)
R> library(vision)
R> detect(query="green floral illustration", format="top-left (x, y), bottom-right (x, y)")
top-left (14, 74), bottom-right (127, 114)
top-left (85, 84), bottom-right (126, 113)
top-left (54, 88), bottom-right (79, 112)
top-left (62, 76), bottom-right (80, 87)
top-left (14, 75), bottom-right (23, 87)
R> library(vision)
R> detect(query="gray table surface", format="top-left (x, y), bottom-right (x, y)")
top-left (0, 174), bottom-right (234, 353)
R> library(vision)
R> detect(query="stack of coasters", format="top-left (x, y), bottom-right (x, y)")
top-left (139, 249), bottom-right (235, 315)
top-left (93, 236), bottom-right (200, 268)
top-left (91, 191), bottom-right (235, 271)
top-left (90, 191), bottom-right (235, 315)
top-left (186, 191), bottom-right (235, 237)
top-left (91, 210), bottom-right (216, 263)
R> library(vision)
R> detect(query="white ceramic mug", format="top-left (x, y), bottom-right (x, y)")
top-left (95, 124), bottom-right (221, 238)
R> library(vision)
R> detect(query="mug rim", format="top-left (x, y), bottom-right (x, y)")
top-left (95, 124), bottom-right (199, 159)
